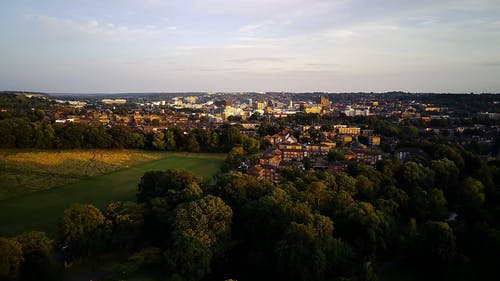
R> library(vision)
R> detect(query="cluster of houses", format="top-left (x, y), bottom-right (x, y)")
top-left (248, 126), bottom-right (384, 183)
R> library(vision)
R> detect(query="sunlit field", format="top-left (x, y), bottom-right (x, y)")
top-left (0, 150), bottom-right (225, 236)
top-left (0, 149), bottom-right (166, 200)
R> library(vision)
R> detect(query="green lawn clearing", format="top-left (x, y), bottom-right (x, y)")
top-left (0, 151), bottom-right (225, 236)
top-left (0, 149), bottom-right (168, 200)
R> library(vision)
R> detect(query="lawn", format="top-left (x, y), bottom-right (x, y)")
top-left (0, 149), bottom-right (167, 200)
top-left (0, 150), bottom-right (225, 236)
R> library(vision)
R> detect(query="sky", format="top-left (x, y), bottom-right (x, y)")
top-left (1, 0), bottom-right (500, 93)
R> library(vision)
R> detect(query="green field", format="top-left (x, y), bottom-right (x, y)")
top-left (0, 151), bottom-right (225, 236)
top-left (0, 149), bottom-right (170, 200)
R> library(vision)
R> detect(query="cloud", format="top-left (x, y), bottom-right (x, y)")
top-left (481, 61), bottom-right (500, 67)
top-left (230, 69), bottom-right (340, 77)
top-left (238, 21), bottom-right (273, 34)
top-left (238, 24), bottom-right (262, 34)
top-left (24, 14), bottom-right (175, 43)
top-left (228, 57), bottom-right (288, 63)
top-left (307, 63), bottom-right (339, 67)
top-left (5, 0), bottom-right (500, 93)
top-left (121, 56), bottom-right (176, 65)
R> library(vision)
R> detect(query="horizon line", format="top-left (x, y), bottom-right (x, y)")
top-left (2, 90), bottom-right (499, 96)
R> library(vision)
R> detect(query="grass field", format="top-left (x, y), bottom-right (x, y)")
top-left (0, 150), bottom-right (225, 236)
top-left (0, 149), bottom-right (167, 200)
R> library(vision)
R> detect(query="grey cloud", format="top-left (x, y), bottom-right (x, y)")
top-left (230, 69), bottom-right (339, 76)
top-left (307, 63), bottom-right (339, 67)
top-left (228, 57), bottom-right (288, 63)
top-left (165, 67), bottom-right (240, 72)
top-left (482, 61), bottom-right (500, 67)
top-left (121, 57), bottom-right (176, 65)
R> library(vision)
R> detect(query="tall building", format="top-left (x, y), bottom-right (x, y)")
top-left (318, 96), bottom-right (331, 107)
top-left (242, 98), bottom-right (252, 105)
top-left (338, 127), bottom-right (361, 135)
top-left (215, 100), bottom-right (232, 107)
top-left (254, 101), bottom-right (266, 110)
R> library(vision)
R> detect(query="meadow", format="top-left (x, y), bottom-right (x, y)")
top-left (0, 149), bottom-right (165, 200)
top-left (0, 150), bottom-right (225, 236)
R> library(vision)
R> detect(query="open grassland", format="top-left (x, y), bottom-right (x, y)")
top-left (0, 149), bottom-right (166, 200)
top-left (0, 150), bottom-right (225, 236)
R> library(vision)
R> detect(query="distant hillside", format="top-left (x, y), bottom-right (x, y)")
top-left (0, 91), bottom-right (49, 98)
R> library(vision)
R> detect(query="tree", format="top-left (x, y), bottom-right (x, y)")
top-left (186, 135), bottom-right (200, 152)
top-left (362, 261), bottom-right (378, 281)
top-left (129, 131), bottom-right (145, 148)
top-left (38, 123), bottom-right (55, 148)
top-left (108, 125), bottom-right (129, 148)
top-left (334, 173), bottom-right (357, 195)
top-left (111, 247), bottom-right (162, 277)
top-left (31, 122), bottom-right (47, 148)
top-left (408, 186), bottom-right (430, 222)
top-left (428, 188), bottom-right (448, 220)
top-left (356, 175), bottom-right (376, 202)
top-left (54, 122), bottom-right (86, 148)
top-left (165, 195), bottom-right (233, 280)
top-left (84, 124), bottom-right (112, 148)
top-left (400, 124), bottom-right (419, 141)
top-left (12, 118), bottom-right (34, 147)
top-left (165, 232), bottom-right (212, 281)
top-left (243, 137), bottom-right (260, 154)
top-left (337, 201), bottom-right (388, 256)
top-left (105, 201), bottom-right (144, 248)
top-left (328, 151), bottom-right (345, 162)
top-left (137, 169), bottom-right (203, 244)
top-left (457, 177), bottom-right (485, 221)
top-left (430, 158), bottom-right (459, 190)
top-left (221, 126), bottom-right (244, 151)
top-left (257, 121), bottom-right (280, 136)
top-left (399, 161), bottom-right (434, 191)
top-left (416, 221), bottom-right (456, 271)
top-left (59, 204), bottom-right (110, 256)
top-left (275, 215), bottom-right (335, 281)
top-left (212, 172), bottom-right (273, 210)
top-left (108, 125), bottom-right (144, 148)
top-left (15, 231), bottom-right (55, 281)
top-left (207, 131), bottom-right (221, 152)
top-left (171, 195), bottom-right (233, 255)
top-left (240, 188), bottom-right (316, 265)
top-left (384, 185), bottom-right (409, 214)
top-left (0, 119), bottom-right (16, 148)
top-left (165, 130), bottom-right (177, 151)
top-left (136, 169), bottom-right (202, 204)
top-left (0, 237), bottom-right (23, 280)
top-left (225, 146), bottom-right (246, 168)
top-left (15, 231), bottom-right (52, 260)
top-left (306, 181), bottom-right (330, 210)
top-left (152, 131), bottom-right (166, 150)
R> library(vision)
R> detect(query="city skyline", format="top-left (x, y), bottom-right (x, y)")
top-left (1, 0), bottom-right (500, 93)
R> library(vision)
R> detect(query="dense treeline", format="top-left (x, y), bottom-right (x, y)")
top-left (416, 93), bottom-right (500, 116)
top-left (278, 114), bottom-right (499, 155)
top-left (2, 142), bottom-right (498, 281)
top-left (0, 118), bottom-right (146, 149)
top-left (0, 118), bottom-right (259, 153)
top-left (0, 94), bottom-right (54, 121)
top-left (282, 112), bottom-right (500, 132)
